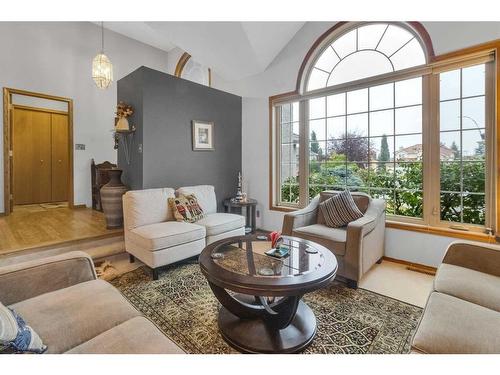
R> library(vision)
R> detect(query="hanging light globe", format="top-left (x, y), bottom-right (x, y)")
top-left (92, 22), bottom-right (113, 89)
top-left (92, 53), bottom-right (113, 89)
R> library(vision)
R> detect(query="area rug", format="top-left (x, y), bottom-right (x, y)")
top-left (111, 260), bottom-right (422, 354)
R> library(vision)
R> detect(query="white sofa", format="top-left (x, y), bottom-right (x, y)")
top-left (122, 185), bottom-right (245, 279)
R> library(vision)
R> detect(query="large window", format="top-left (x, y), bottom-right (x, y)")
top-left (272, 22), bottom-right (496, 235)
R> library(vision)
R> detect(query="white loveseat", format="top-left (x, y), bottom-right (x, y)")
top-left (122, 185), bottom-right (245, 279)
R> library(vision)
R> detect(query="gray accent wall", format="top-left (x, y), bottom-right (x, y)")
top-left (117, 66), bottom-right (242, 210)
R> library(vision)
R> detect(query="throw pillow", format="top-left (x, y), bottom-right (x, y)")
top-left (168, 194), bottom-right (205, 223)
top-left (0, 302), bottom-right (47, 354)
top-left (319, 190), bottom-right (364, 228)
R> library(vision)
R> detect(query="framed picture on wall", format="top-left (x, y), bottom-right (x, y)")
top-left (192, 120), bottom-right (214, 151)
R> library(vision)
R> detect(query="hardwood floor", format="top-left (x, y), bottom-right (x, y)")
top-left (0, 206), bottom-right (122, 257)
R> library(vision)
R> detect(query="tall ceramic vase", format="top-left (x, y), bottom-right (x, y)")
top-left (100, 168), bottom-right (128, 229)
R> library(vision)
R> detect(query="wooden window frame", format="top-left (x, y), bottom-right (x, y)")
top-left (269, 28), bottom-right (500, 243)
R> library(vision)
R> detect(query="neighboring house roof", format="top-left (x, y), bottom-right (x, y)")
top-left (395, 143), bottom-right (455, 161)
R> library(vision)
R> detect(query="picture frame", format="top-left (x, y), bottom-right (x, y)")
top-left (192, 120), bottom-right (214, 151)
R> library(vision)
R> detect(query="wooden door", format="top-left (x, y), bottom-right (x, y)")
top-left (50, 113), bottom-right (69, 202)
top-left (12, 108), bottom-right (52, 204)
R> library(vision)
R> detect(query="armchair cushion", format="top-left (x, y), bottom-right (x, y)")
top-left (319, 190), bottom-right (364, 228)
top-left (317, 191), bottom-right (370, 225)
top-left (128, 221), bottom-right (206, 251)
top-left (434, 263), bottom-right (500, 313)
top-left (195, 213), bottom-right (245, 236)
top-left (293, 224), bottom-right (346, 256)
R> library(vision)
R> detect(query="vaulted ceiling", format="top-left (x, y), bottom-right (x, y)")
top-left (102, 22), bottom-right (305, 81)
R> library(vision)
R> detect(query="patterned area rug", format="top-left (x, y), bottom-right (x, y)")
top-left (111, 260), bottom-right (422, 354)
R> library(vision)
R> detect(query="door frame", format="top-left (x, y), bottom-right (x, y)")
top-left (3, 87), bottom-right (74, 215)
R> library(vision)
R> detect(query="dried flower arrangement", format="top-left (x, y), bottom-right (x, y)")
top-left (115, 101), bottom-right (134, 118)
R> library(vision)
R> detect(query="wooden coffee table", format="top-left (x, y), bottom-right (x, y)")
top-left (199, 234), bottom-right (338, 353)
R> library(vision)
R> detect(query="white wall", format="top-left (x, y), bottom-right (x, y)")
top-left (0, 22), bottom-right (169, 212)
top-left (219, 21), bottom-right (500, 267)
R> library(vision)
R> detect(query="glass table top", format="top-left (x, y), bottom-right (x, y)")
top-left (210, 237), bottom-right (325, 278)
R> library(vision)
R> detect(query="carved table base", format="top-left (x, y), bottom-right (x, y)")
top-left (210, 283), bottom-right (317, 353)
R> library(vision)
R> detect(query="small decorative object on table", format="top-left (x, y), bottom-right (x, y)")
top-left (231, 171), bottom-right (246, 203)
top-left (265, 230), bottom-right (289, 258)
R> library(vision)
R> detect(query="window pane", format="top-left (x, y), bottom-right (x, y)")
top-left (347, 138), bottom-right (369, 162)
top-left (440, 193), bottom-right (462, 223)
top-left (370, 109), bottom-right (394, 137)
top-left (321, 162), bottom-right (347, 187)
top-left (369, 83), bottom-right (394, 111)
top-left (462, 193), bottom-right (485, 225)
top-left (462, 96), bottom-right (485, 129)
top-left (391, 38), bottom-right (426, 70)
top-left (327, 116), bottom-right (346, 140)
top-left (281, 184), bottom-right (300, 204)
top-left (292, 102), bottom-right (299, 122)
top-left (346, 163), bottom-right (367, 187)
top-left (371, 189), bottom-right (395, 214)
top-left (377, 24), bottom-right (413, 56)
top-left (331, 30), bottom-right (357, 58)
top-left (281, 122), bottom-right (299, 144)
top-left (395, 77), bottom-right (422, 107)
top-left (395, 190), bottom-right (423, 218)
top-left (462, 64), bottom-right (485, 98)
top-left (395, 134), bottom-right (422, 161)
top-left (307, 68), bottom-right (329, 91)
top-left (370, 136), bottom-right (394, 162)
top-left (309, 141), bottom-right (324, 161)
top-left (395, 105), bottom-right (421, 134)
top-left (347, 88), bottom-right (368, 114)
top-left (358, 24), bottom-right (387, 50)
top-left (309, 97), bottom-right (326, 119)
top-left (440, 161), bottom-right (461, 192)
top-left (440, 69), bottom-right (460, 101)
top-left (439, 131), bottom-right (460, 160)
top-left (462, 162), bottom-right (485, 193)
top-left (440, 100), bottom-right (460, 131)
top-left (314, 46), bottom-right (340, 72)
top-left (281, 103), bottom-right (292, 123)
top-left (309, 119), bottom-right (326, 141)
top-left (347, 113), bottom-right (368, 137)
top-left (396, 163), bottom-right (422, 190)
top-left (328, 51), bottom-right (393, 86)
top-left (462, 129), bottom-right (485, 160)
top-left (327, 93), bottom-right (346, 117)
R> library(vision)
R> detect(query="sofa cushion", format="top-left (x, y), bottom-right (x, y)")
top-left (10, 280), bottom-right (141, 354)
top-left (168, 194), bottom-right (205, 223)
top-left (293, 224), bottom-right (346, 256)
top-left (128, 221), bottom-right (206, 251)
top-left (177, 185), bottom-right (217, 214)
top-left (123, 188), bottom-right (176, 229)
top-left (65, 317), bottom-right (184, 354)
top-left (435, 263), bottom-right (500, 313)
top-left (195, 213), bottom-right (245, 236)
top-left (412, 292), bottom-right (500, 354)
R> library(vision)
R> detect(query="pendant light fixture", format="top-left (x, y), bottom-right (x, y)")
top-left (92, 22), bottom-right (113, 89)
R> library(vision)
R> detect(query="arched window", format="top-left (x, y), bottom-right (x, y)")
top-left (272, 22), bottom-right (496, 234)
top-left (305, 23), bottom-right (428, 92)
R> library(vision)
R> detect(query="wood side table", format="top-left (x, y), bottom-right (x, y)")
top-left (223, 198), bottom-right (257, 233)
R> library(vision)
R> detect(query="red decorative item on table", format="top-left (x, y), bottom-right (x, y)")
top-left (268, 231), bottom-right (282, 249)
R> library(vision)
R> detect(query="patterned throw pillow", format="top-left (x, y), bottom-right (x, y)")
top-left (0, 302), bottom-right (47, 354)
top-left (168, 194), bottom-right (205, 223)
top-left (319, 190), bottom-right (364, 228)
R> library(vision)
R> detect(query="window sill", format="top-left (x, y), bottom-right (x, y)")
top-left (386, 221), bottom-right (496, 243)
top-left (270, 205), bottom-right (297, 213)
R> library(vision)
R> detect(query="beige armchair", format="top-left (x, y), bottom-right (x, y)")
top-left (282, 191), bottom-right (386, 288)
